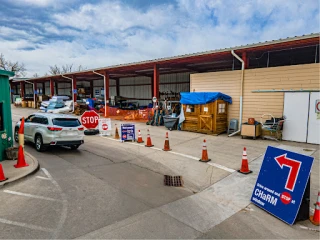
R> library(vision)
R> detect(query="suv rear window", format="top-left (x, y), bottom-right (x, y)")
top-left (52, 118), bottom-right (81, 127)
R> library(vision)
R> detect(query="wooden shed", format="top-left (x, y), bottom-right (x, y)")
top-left (180, 92), bottom-right (232, 135)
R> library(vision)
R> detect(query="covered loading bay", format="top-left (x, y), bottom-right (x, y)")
top-left (10, 33), bottom-right (320, 143)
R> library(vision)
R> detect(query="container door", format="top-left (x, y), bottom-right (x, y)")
top-left (307, 92), bottom-right (320, 144)
top-left (283, 92), bottom-right (309, 142)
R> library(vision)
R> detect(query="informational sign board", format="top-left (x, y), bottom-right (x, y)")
top-left (99, 118), bottom-right (111, 136)
top-left (120, 124), bottom-right (135, 142)
top-left (73, 89), bottom-right (78, 94)
top-left (251, 146), bottom-right (314, 225)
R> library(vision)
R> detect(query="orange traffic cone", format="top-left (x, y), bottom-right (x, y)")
top-left (162, 132), bottom-right (171, 151)
top-left (114, 124), bottom-right (120, 140)
top-left (310, 191), bottom-right (320, 226)
top-left (145, 129), bottom-right (154, 147)
top-left (237, 147), bottom-right (252, 174)
top-left (0, 164), bottom-right (8, 182)
top-left (199, 140), bottom-right (211, 162)
top-left (137, 130), bottom-right (144, 143)
top-left (14, 145), bottom-right (29, 168)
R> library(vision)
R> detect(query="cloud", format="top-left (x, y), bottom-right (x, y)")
top-left (0, 0), bottom-right (318, 77)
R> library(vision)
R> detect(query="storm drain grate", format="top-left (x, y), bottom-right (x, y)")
top-left (164, 175), bottom-right (183, 187)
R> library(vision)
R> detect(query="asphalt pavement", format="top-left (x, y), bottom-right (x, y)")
top-left (0, 106), bottom-right (318, 239)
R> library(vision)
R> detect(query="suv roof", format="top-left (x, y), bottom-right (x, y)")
top-left (33, 112), bottom-right (79, 120)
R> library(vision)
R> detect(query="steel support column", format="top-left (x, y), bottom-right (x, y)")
top-left (10, 81), bottom-right (13, 103)
top-left (103, 71), bottom-right (110, 117)
top-left (50, 79), bottom-right (54, 96)
top-left (34, 82), bottom-right (37, 109)
top-left (90, 80), bottom-right (94, 98)
top-left (72, 76), bottom-right (77, 102)
top-left (153, 64), bottom-right (159, 99)
top-left (42, 82), bottom-right (45, 95)
top-left (20, 82), bottom-right (25, 99)
top-left (116, 78), bottom-right (120, 96)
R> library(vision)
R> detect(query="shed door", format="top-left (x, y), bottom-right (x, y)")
top-left (283, 92), bottom-right (309, 142)
top-left (307, 92), bottom-right (320, 144)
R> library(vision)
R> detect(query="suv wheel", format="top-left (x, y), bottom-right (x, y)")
top-left (14, 128), bottom-right (19, 143)
top-left (35, 135), bottom-right (47, 152)
top-left (70, 145), bottom-right (80, 150)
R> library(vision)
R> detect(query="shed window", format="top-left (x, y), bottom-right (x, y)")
top-left (218, 103), bottom-right (226, 114)
top-left (0, 103), bottom-right (3, 131)
top-left (186, 105), bottom-right (195, 113)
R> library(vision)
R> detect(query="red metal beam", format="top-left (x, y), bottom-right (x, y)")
top-left (50, 78), bottom-right (55, 96)
top-left (103, 71), bottom-right (110, 101)
top-left (72, 76), bottom-right (77, 102)
top-left (153, 64), bottom-right (159, 99)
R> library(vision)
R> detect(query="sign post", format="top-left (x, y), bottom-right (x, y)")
top-left (80, 111), bottom-right (100, 129)
top-left (251, 146), bottom-right (314, 225)
top-left (120, 124), bottom-right (135, 142)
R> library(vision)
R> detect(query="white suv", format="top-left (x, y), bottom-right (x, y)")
top-left (14, 113), bottom-right (84, 152)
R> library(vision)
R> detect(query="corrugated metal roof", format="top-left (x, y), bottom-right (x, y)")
top-left (30, 33), bottom-right (319, 81)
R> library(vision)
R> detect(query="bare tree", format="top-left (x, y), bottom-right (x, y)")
top-left (0, 53), bottom-right (26, 77)
top-left (47, 64), bottom-right (87, 75)
top-left (33, 73), bottom-right (39, 78)
top-left (48, 65), bottom-right (61, 75)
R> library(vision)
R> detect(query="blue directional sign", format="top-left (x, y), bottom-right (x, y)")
top-left (73, 89), bottom-right (78, 94)
top-left (120, 124), bottom-right (135, 142)
top-left (251, 146), bottom-right (314, 225)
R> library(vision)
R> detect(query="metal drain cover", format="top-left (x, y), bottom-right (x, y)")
top-left (164, 175), bottom-right (183, 187)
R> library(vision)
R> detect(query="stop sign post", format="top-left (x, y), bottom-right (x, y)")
top-left (81, 111), bottom-right (100, 129)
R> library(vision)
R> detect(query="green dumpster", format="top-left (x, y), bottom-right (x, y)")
top-left (0, 70), bottom-right (15, 161)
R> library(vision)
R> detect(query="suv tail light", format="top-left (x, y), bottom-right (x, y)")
top-left (78, 127), bottom-right (84, 131)
top-left (47, 126), bottom-right (63, 131)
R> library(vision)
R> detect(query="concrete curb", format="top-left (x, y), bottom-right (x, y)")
top-left (0, 152), bottom-right (40, 188)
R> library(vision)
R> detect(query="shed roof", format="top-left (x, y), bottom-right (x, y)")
top-left (22, 32), bottom-right (320, 82)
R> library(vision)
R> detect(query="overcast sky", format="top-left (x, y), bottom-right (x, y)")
top-left (0, 0), bottom-right (319, 77)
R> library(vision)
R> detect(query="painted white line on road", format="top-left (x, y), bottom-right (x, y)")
top-left (0, 217), bottom-right (54, 233)
top-left (299, 225), bottom-right (320, 232)
top-left (101, 136), bottom-right (236, 173)
top-left (36, 176), bottom-right (50, 180)
top-left (207, 162), bottom-right (236, 173)
top-left (41, 168), bottom-right (68, 239)
top-left (3, 190), bottom-right (63, 202)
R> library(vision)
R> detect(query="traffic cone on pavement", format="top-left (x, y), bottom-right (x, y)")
top-left (145, 129), bottom-right (154, 147)
top-left (14, 145), bottom-right (29, 168)
top-left (0, 164), bottom-right (8, 182)
top-left (18, 117), bottom-right (25, 147)
top-left (310, 191), bottom-right (320, 226)
top-left (137, 130), bottom-right (144, 143)
top-left (199, 140), bottom-right (211, 162)
top-left (237, 147), bottom-right (252, 174)
top-left (162, 132), bottom-right (171, 151)
top-left (114, 124), bottom-right (120, 140)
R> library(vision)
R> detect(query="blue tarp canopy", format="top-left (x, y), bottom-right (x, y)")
top-left (180, 92), bottom-right (232, 105)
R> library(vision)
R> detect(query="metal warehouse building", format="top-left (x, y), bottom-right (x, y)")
top-left (10, 33), bottom-right (320, 144)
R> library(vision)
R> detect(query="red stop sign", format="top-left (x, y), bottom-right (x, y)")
top-left (81, 111), bottom-right (100, 129)
top-left (102, 123), bottom-right (108, 130)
